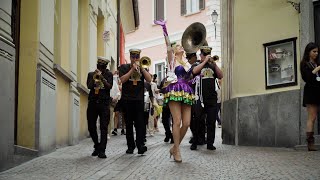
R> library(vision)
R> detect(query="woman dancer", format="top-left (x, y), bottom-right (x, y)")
top-left (300, 42), bottom-right (320, 151)
top-left (154, 20), bottom-right (195, 162)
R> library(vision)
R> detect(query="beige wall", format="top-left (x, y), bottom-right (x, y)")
top-left (231, 0), bottom-right (300, 98)
top-left (60, 0), bottom-right (71, 71)
top-left (55, 75), bottom-right (70, 146)
top-left (17, 0), bottom-right (40, 149)
top-left (97, 15), bottom-right (105, 57)
top-left (105, 0), bottom-right (117, 70)
top-left (89, 15), bottom-right (97, 72)
top-left (78, 0), bottom-right (90, 86)
top-left (54, 0), bottom-right (71, 146)
top-left (79, 94), bottom-right (88, 138)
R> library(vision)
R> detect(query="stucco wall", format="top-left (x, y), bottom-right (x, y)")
top-left (56, 75), bottom-right (70, 147)
top-left (17, 0), bottom-right (40, 149)
top-left (0, 38), bottom-right (15, 171)
top-left (232, 0), bottom-right (300, 98)
top-left (0, 0), bottom-right (14, 171)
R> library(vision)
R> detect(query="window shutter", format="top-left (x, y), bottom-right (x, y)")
top-left (181, 0), bottom-right (186, 15)
top-left (155, 0), bottom-right (164, 20)
top-left (158, 0), bottom-right (164, 20)
top-left (199, 0), bottom-right (205, 10)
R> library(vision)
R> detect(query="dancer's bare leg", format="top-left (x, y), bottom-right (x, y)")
top-left (169, 101), bottom-right (182, 162)
top-left (179, 104), bottom-right (191, 143)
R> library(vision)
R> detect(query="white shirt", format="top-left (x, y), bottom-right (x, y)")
top-left (110, 75), bottom-right (121, 100)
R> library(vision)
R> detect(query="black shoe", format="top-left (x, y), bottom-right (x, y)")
top-left (190, 143), bottom-right (197, 150)
top-left (91, 149), bottom-right (99, 156)
top-left (164, 136), bottom-right (170, 142)
top-left (112, 129), bottom-right (118, 136)
top-left (98, 152), bottom-right (107, 158)
top-left (126, 148), bottom-right (134, 154)
top-left (138, 146), bottom-right (147, 154)
top-left (207, 144), bottom-right (216, 150)
top-left (121, 129), bottom-right (126, 135)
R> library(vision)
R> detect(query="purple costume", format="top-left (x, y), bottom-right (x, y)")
top-left (163, 65), bottom-right (195, 105)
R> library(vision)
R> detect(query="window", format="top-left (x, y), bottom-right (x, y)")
top-left (154, 0), bottom-right (165, 21)
top-left (155, 62), bottom-right (166, 85)
top-left (181, 0), bottom-right (205, 16)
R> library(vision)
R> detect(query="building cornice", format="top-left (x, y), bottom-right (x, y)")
top-left (125, 24), bottom-right (215, 53)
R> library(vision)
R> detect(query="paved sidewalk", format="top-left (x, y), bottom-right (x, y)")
top-left (0, 127), bottom-right (320, 180)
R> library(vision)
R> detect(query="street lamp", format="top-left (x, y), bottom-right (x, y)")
top-left (211, 10), bottom-right (218, 39)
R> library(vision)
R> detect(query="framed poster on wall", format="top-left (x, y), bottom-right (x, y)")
top-left (263, 37), bottom-right (298, 89)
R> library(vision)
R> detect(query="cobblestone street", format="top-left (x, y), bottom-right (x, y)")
top-left (1, 127), bottom-right (320, 180)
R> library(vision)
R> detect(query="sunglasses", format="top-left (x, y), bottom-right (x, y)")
top-left (130, 54), bottom-right (140, 59)
top-left (201, 52), bottom-right (210, 56)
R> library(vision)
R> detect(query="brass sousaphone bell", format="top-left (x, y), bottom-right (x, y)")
top-left (182, 22), bottom-right (220, 63)
top-left (181, 22), bottom-right (207, 53)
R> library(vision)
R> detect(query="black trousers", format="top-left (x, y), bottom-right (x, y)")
top-left (191, 100), bottom-right (206, 144)
top-left (190, 104), bottom-right (196, 137)
top-left (193, 100), bottom-right (217, 145)
top-left (216, 103), bottom-right (221, 125)
top-left (122, 100), bottom-right (145, 150)
top-left (87, 101), bottom-right (110, 152)
top-left (162, 105), bottom-right (172, 137)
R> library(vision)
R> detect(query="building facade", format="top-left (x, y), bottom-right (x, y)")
top-left (221, 0), bottom-right (320, 147)
top-left (125, 0), bottom-right (221, 81)
top-left (0, 0), bottom-right (138, 171)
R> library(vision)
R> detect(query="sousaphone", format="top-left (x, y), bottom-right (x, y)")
top-left (181, 22), bottom-right (207, 53)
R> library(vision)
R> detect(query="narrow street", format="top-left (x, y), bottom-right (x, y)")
top-left (0, 127), bottom-right (319, 180)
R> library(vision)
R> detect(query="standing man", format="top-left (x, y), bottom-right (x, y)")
top-left (119, 49), bottom-right (152, 154)
top-left (191, 46), bottom-right (223, 150)
top-left (86, 57), bottom-right (113, 158)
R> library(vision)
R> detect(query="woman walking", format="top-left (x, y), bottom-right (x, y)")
top-left (154, 20), bottom-right (195, 162)
top-left (300, 42), bottom-right (320, 151)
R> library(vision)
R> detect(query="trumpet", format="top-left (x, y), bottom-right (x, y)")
top-left (140, 56), bottom-right (151, 69)
top-left (93, 70), bottom-right (104, 94)
top-left (208, 55), bottom-right (219, 64)
top-left (93, 72), bottom-right (102, 82)
top-left (133, 56), bottom-right (152, 72)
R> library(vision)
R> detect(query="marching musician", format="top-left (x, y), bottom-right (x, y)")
top-left (86, 57), bottom-right (113, 158)
top-left (186, 52), bottom-right (206, 148)
top-left (190, 46), bottom-right (223, 151)
top-left (119, 48), bottom-right (152, 155)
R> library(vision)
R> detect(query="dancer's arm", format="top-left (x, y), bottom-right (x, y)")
top-left (154, 20), bottom-right (174, 70)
